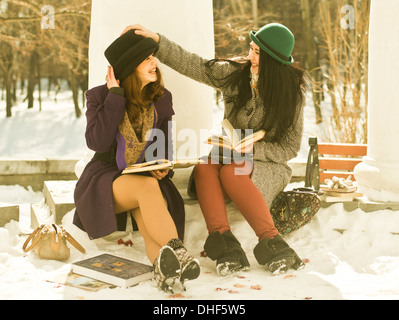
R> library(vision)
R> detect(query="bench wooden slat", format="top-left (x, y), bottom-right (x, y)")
top-left (318, 158), bottom-right (363, 171)
top-left (318, 143), bottom-right (367, 156)
top-left (305, 137), bottom-right (368, 191)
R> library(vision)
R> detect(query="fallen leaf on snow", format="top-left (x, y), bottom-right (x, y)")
top-left (233, 284), bottom-right (246, 288)
top-left (168, 293), bottom-right (185, 298)
top-left (124, 240), bottom-right (133, 246)
top-left (117, 238), bottom-right (133, 246)
top-left (283, 275), bottom-right (296, 279)
top-left (250, 284), bottom-right (262, 290)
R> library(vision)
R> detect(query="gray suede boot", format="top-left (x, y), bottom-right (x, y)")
top-left (167, 238), bottom-right (200, 284)
top-left (153, 245), bottom-right (181, 293)
top-left (153, 239), bottom-right (200, 293)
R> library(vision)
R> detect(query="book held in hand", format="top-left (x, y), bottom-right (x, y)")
top-left (72, 254), bottom-right (153, 288)
top-left (206, 118), bottom-right (266, 152)
top-left (121, 158), bottom-right (204, 174)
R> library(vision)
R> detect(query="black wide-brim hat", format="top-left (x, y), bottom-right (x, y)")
top-left (104, 30), bottom-right (159, 81)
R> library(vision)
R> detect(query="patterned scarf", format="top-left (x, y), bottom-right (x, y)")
top-left (115, 104), bottom-right (157, 170)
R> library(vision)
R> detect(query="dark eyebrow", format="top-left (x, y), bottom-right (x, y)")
top-left (249, 43), bottom-right (260, 53)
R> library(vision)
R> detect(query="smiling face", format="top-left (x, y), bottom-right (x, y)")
top-left (247, 41), bottom-right (260, 75)
top-left (136, 54), bottom-right (158, 88)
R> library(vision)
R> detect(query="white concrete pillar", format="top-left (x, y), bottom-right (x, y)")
top-left (354, 0), bottom-right (399, 201)
top-left (88, 0), bottom-right (215, 158)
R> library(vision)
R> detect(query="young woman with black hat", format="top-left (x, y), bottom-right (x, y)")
top-left (73, 30), bottom-right (200, 293)
top-left (123, 23), bottom-right (307, 275)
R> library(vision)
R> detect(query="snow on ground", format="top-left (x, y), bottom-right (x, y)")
top-left (1, 89), bottom-right (399, 300)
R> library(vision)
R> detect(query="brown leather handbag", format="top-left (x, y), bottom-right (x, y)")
top-left (23, 224), bottom-right (85, 261)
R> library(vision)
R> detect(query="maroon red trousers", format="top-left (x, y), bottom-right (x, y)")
top-left (193, 161), bottom-right (279, 240)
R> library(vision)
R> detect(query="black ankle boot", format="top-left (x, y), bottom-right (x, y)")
top-left (204, 230), bottom-right (250, 276)
top-left (253, 235), bottom-right (304, 274)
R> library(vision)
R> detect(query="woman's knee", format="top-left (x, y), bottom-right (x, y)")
top-left (113, 174), bottom-right (160, 199)
top-left (138, 175), bottom-right (160, 193)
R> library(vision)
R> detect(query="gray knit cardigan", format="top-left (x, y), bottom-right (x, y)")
top-left (155, 35), bottom-right (304, 206)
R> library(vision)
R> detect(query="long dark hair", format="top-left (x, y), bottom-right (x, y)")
top-left (206, 51), bottom-right (308, 143)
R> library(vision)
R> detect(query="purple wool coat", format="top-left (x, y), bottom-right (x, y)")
top-left (73, 84), bottom-right (185, 240)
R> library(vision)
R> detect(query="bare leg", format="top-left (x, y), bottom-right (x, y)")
top-left (131, 207), bottom-right (162, 263)
top-left (112, 174), bottom-right (178, 261)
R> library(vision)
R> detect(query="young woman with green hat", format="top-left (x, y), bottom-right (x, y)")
top-left (123, 23), bottom-right (307, 275)
top-left (73, 30), bottom-right (200, 293)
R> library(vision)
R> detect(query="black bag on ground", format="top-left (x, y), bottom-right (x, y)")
top-left (270, 188), bottom-right (321, 235)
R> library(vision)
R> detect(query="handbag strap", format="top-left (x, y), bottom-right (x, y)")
top-left (60, 226), bottom-right (86, 253)
top-left (22, 225), bottom-right (46, 253)
top-left (22, 224), bottom-right (86, 254)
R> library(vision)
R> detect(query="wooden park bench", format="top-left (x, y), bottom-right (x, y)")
top-left (305, 137), bottom-right (368, 191)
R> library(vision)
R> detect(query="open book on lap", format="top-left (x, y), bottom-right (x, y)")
top-left (121, 158), bottom-right (204, 174)
top-left (206, 118), bottom-right (266, 152)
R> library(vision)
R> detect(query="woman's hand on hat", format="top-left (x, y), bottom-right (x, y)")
top-left (121, 24), bottom-right (160, 43)
top-left (106, 66), bottom-right (120, 89)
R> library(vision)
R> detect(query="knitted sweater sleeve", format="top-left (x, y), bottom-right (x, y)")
top-left (155, 34), bottom-right (235, 91)
top-left (253, 104), bottom-right (304, 164)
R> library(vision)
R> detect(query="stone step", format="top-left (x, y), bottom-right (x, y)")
top-left (0, 157), bottom-right (79, 191)
top-left (30, 200), bottom-right (50, 229)
top-left (42, 180), bottom-right (77, 225)
top-left (0, 203), bottom-right (19, 227)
